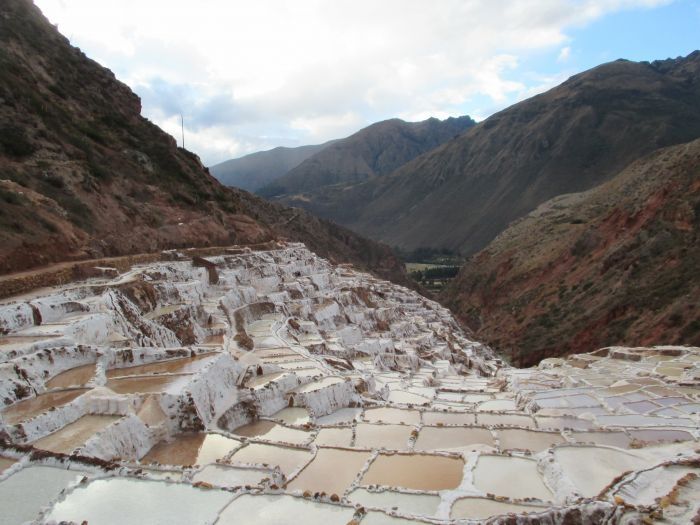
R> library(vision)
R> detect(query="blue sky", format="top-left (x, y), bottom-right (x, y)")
top-left (36, 0), bottom-right (700, 165)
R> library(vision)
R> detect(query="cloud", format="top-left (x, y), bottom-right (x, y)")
top-left (558, 46), bottom-right (572, 62)
top-left (35, 0), bottom-right (672, 165)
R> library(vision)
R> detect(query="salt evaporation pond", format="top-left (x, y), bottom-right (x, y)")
top-left (45, 364), bottom-right (96, 389)
top-left (192, 465), bottom-right (271, 487)
top-left (496, 429), bottom-right (565, 452)
top-left (0, 466), bottom-right (87, 525)
top-left (105, 373), bottom-right (193, 394)
top-left (451, 497), bottom-right (548, 519)
top-left (313, 427), bottom-right (353, 447)
top-left (233, 421), bottom-right (311, 445)
top-left (32, 414), bottom-right (121, 454)
top-left (106, 353), bottom-right (215, 377)
top-left (355, 423), bottom-right (412, 450)
top-left (217, 494), bottom-right (355, 525)
top-left (361, 512), bottom-right (423, 524)
top-left (414, 426), bottom-right (494, 451)
top-left (228, 443), bottom-right (313, 476)
top-left (553, 446), bottom-right (655, 497)
top-left (45, 478), bottom-right (233, 524)
top-left (361, 454), bottom-right (464, 490)
top-left (473, 455), bottom-right (552, 500)
top-left (287, 447), bottom-right (370, 495)
top-left (2, 388), bottom-right (88, 425)
top-left (315, 407), bottom-right (362, 425)
top-left (348, 488), bottom-right (441, 517)
top-left (142, 433), bottom-right (241, 466)
top-left (271, 407), bottom-right (310, 425)
top-left (364, 407), bottom-right (421, 425)
top-left (421, 411), bottom-right (476, 426)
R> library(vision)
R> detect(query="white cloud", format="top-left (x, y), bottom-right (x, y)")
top-left (35, 0), bottom-right (671, 165)
top-left (558, 46), bottom-right (572, 62)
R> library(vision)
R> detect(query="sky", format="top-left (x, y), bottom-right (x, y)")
top-left (35, 0), bottom-right (700, 166)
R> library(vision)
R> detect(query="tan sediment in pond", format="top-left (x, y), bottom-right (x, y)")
top-left (421, 411), bottom-right (476, 426)
top-left (477, 413), bottom-right (536, 428)
top-left (31, 415), bottom-right (120, 454)
top-left (45, 364), bottom-right (96, 389)
top-left (354, 423), bottom-right (412, 450)
top-left (2, 389), bottom-right (89, 425)
top-left (628, 428), bottom-right (695, 444)
top-left (314, 428), bottom-right (353, 447)
top-left (105, 374), bottom-right (192, 394)
top-left (451, 497), bottom-right (547, 519)
top-left (106, 353), bottom-right (214, 377)
top-left (571, 431), bottom-right (632, 448)
top-left (142, 433), bottom-right (240, 466)
top-left (228, 443), bottom-right (313, 476)
top-left (414, 426), bottom-right (494, 451)
top-left (233, 420), bottom-right (311, 445)
top-left (287, 447), bottom-right (370, 495)
top-left (496, 429), bottom-right (565, 452)
top-left (361, 453), bottom-right (464, 490)
top-left (473, 455), bottom-right (552, 500)
top-left (271, 407), bottom-right (310, 425)
top-left (364, 407), bottom-right (421, 425)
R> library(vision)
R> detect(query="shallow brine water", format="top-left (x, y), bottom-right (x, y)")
top-left (361, 453), bottom-right (464, 490)
top-left (0, 466), bottom-right (87, 525)
top-left (142, 433), bottom-right (241, 466)
top-left (45, 364), bottom-right (96, 389)
top-left (451, 497), bottom-right (548, 519)
top-left (414, 426), bottom-right (494, 451)
top-left (227, 443), bottom-right (313, 476)
top-left (216, 494), bottom-right (355, 525)
top-left (233, 420), bottom-right (311, 445)
top-left (473, 455), bottom-right (552, 500)
top-left (287, 447), bottom-right (370, 495)
top-left (45, 477), bottom-right (233, 525)
top-left (106, 353), bottom-right (215, 377)
top-left (31, 414), bottom-right (120, 454)
top-left (2, 388), bottom-right (89, 425)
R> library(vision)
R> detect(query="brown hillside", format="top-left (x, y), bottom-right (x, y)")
top-left (442, 138), bottom-right (700, 366)
top-left (0, 0), bottom-right (406, 284)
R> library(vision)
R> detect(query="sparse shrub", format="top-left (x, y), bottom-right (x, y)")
top-left (0, 124), bottom-right (35, 158)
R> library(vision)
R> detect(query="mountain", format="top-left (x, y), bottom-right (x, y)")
top-left (258, 116), bottom-right (475, 222)
top-left (209, 143), bottom-right (329, 192)
top-left (0, 0), bottom-right (407, 285)
top-left (442, 138), bottom-right (700, 366)
top-left (319, 52), bottom-right (700, 255)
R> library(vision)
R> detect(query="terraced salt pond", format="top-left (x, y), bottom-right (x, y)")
top-left (2, 388), bottom-right (88, 425)
top-left (451, 498), bottom-right (548, 520)
top-left (217, 494), bottom-right (355, 525)
top-left (45, 363), bottom-right (96, 389)
top-left (228, 443), bottom-right (313, 476)
top-left (142, 433), bottom-right (241, 466)
top-left (287, 447), bottom-right (370, 495)
top-left (1, 245), bottom-right (698, 523)
top-left (473, 455), bottom-right (552, 500)
top-left (106, 353), bottom-right (216, 377)
top-left (46, 478), bottom-right (233, 525)
top-left (233, 420), bottom-right (311, 445)
top-left (31, 415), bottom-right (121, 454)
top-left (0, 466), bottom-right (87, 525)
top-left (361, 454), bottom-right (464, 490)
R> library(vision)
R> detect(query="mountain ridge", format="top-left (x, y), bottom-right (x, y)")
top-left (305, 51), bottom-right (700, 256)
top-left (0, 0), bottom-right (407, 286)
top-left (442, 137), bottom-right (700, 365)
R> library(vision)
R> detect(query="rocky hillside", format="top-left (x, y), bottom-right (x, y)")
top-left (258, 116), bottom-right (474, 222)
top-left (0, 0), bottom-right (407, 284)
top-left (210, 143), bottom-right (330, 192)
top-left (443, 138), bottom-right (700, 366)
top-left (331, 52), bottom-right (700, 254)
